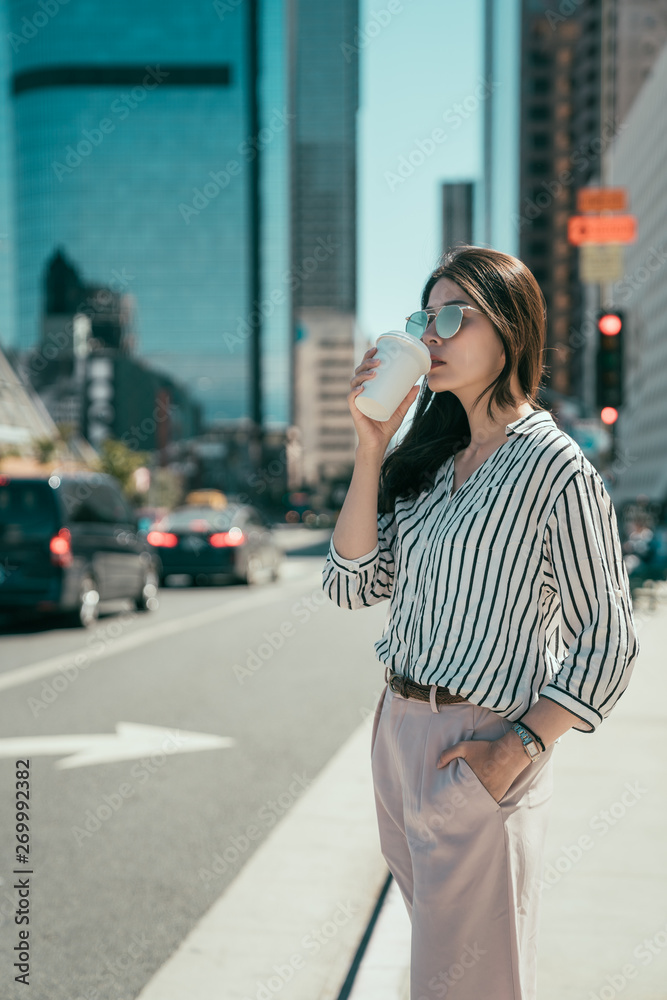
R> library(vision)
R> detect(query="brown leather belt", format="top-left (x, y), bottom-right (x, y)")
top-left (386, 669), bottom-right (469, 706)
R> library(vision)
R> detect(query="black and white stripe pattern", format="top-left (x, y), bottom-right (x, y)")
top-left (322, 409), bottom-right (640, 733)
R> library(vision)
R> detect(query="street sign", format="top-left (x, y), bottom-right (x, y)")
top-left (577, 188), bottom-right (627, 213)
top-left (579, 243), bottom-right (624, 282)
top-left (568, 215), bottom-right (637, 244)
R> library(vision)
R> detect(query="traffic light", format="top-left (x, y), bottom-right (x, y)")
top-left (595, 309), bottom-right (624, 410)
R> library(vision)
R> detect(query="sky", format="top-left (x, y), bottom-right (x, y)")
top-left (357, 0), bottom-right (485, 347)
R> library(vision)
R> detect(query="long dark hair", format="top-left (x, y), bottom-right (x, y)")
top-left (378, 244), bottom-right (549, 514)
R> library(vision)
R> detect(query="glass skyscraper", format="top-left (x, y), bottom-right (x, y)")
top-left (4, 0), bottom-right (291, 427)
top-left (0, 0), bottom-right (15, 350)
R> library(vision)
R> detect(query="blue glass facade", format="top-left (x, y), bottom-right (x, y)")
top-left (0, 0), bottom-right (15, 350)
top-left (4, 0), bottom-right (291, 426)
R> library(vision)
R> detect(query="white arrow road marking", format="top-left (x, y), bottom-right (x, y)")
top-left (0, 723), bottom-right (235, 770)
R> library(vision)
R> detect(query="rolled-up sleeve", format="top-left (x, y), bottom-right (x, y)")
top-left (322, 510), bottom-right (397, 610)
top-left (539, 470), bottom-right (640, 733)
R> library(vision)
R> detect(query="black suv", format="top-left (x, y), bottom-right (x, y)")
top-left (0, 472), bottom-right (161, 626)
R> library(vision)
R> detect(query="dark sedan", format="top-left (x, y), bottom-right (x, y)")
top-left (147, 504), bottom-right (282, 586)
top-left (0, 472), bottom-right (161, 626)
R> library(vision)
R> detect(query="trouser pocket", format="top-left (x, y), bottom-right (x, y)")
top-left (370, 684), bottom-right (388, 759)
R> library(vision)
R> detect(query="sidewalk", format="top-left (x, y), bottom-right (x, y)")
top-left (348, 593), bottom-right (667, 999)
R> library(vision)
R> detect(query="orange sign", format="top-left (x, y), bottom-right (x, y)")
top-left (577, 188), bottom-right (627, 213)
top-left (568, 215), bottom-right (637, 245)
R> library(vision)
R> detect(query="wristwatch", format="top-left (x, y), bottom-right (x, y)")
top-left (511, 722), bottom-right (541, 761)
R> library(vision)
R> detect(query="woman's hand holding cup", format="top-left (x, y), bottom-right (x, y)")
top-left (348, 346), bottom-right (421, 455)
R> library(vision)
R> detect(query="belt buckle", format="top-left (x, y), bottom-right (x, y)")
top-left (389, 671), bottom-right (406, 697)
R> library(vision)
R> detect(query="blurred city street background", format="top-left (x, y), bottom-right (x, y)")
top-left (1, 0), bottom-right (666, 997)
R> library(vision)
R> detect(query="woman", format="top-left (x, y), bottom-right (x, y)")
top-left (321, 245), bottom-right (640, 1000)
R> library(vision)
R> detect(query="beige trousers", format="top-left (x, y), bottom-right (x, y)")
top-left (370, 673), bottom-right (555, 1000)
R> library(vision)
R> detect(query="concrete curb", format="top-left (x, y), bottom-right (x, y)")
top-left (135, 711), bottom-right (388, 1000)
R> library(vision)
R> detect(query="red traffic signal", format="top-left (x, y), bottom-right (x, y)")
top-left (598, 313), bottom-right (623, 336)
top-left (600, 406), bottom-right (619, 425)
top-left (596, 310), bottom-right (624, 410)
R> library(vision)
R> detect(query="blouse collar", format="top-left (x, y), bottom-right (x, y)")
top-left (505, 408), bottom-right (556, 437)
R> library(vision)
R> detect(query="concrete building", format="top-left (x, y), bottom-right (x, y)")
top-left (517, 1), bottom-right (582, 405)
top-left (517, 0), bottom-right (667, 417)
top-left (605, 40), bottom-right (667, 505)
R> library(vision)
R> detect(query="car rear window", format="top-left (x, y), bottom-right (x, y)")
top-left (0, 481), bottom-right (58, 539)
top-left (156, 507), bottom-right (240, 533)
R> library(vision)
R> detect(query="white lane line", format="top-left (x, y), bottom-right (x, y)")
top-left (135, 712), bottom-right (388, 1000)
top-left (348, 878), bottom-right (411, 1000)
top-left (0, 570), bottom-right (323, 694)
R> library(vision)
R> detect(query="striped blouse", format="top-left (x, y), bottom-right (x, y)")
top-left (322, 408), bottom-right (640, 733)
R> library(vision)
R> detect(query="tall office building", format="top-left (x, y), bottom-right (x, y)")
top-left (518, 2), bottom-right (581, 405)
top-left (291, 0), bottom-right (359, 488)
top-left (613, 1), bottom-right (667, 126)
top-left (3, 0), bottom-right (291, 429)
top-left (442, 183), bottom-right (474, 253)
top-left (0, 0), bottom-right (14, 350)
top-left (606, 41), bottom-right (667, 503)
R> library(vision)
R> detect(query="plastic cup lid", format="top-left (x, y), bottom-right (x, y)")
top-left (376, 330), bottom-right (431, 363)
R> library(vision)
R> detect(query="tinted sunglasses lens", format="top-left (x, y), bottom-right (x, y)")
top-left (406, 311), bottom-right (429, 335)
top-left (435, 305), bottom-right (463, 338)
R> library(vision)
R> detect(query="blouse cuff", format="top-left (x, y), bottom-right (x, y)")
top-left (328, 535), bottom-right (379, 574)
top-left (538, 684), bottom-right (603, 734)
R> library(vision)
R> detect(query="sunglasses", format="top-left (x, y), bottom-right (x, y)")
top-left (405, 303), bottom-right (483, 339)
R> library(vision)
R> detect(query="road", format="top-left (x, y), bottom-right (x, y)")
top-left (0, 530), bottom-right (389, 1000)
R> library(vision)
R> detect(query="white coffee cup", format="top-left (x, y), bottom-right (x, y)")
top-left (354, 331), bottom-right (432, 422)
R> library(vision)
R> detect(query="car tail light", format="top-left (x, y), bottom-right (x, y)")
top-left (49, 528), bottom-right (73, 567)
top-left (208, 528), bottom-right (245, 548)
top-left (147, 530), bottom-right (179, 548)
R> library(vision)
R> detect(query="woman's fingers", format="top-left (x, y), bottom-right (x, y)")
top-left (350, 351), bottom-right (381, 389)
